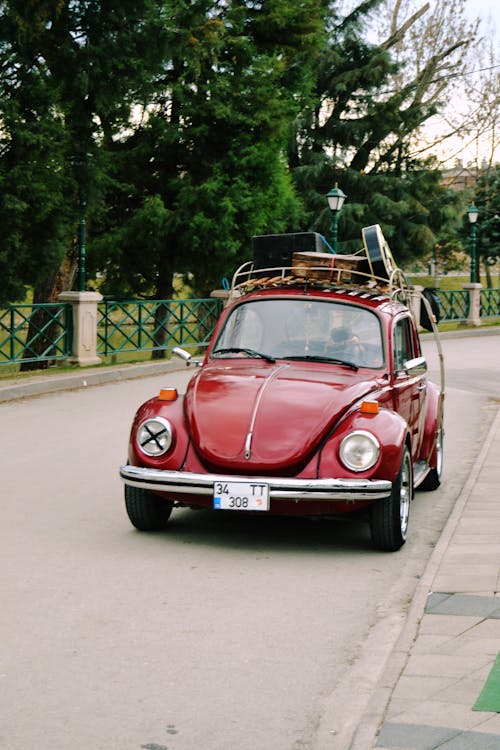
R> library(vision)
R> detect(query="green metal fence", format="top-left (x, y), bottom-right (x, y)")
top-left (435, 290), bottom-right (469, 322)
top-left (480, 288), bottom-right (500, 318)
top-left (1, 289), bottom-right (497, 368)
top-left (433, 288), bottom-right (499, 321)
top-left (0, 303), bottom-right (72, 366)
top-left (97, 298), bottom-right (223, 357)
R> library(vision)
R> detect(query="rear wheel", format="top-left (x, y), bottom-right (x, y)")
top-left (420, 421), bottom-right (443, 491)
top-left (370, 447), bottom-right (412, 552)
top-left (124, 485), bottom-right (173, 531)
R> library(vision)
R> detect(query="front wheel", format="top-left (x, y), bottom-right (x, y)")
top-left (124, 485), bottom-right (173, 531)
top-left (370, 447), bottom-right (412, 552)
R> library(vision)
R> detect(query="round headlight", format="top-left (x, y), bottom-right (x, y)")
top-left (137, 417), bottom-right (173, 457)
top-left (339, 430), bottom-right (380, 472)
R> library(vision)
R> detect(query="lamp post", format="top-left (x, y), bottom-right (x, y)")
top-left (326, 183), bottom-right (346, 252)
top-left (467, 204), bottom-right (479, 284)
top-left (71, 151), bottom-right (91, 293)
top-left (76, 205), bottom-right (87, 292)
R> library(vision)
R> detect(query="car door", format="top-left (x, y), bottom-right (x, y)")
top-left (391, 315), bottom-right (427, 458)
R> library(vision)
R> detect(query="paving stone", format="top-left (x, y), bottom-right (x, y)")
top-left (437, 731), bottom-right (500, 749)
top-left (437, 674), bottom-right (490, 705)
top-left (410, 634), bottom-right (456, 654)
top-left (453, 529), bottom-right (497, 548)
top-left (425, 594), bottom-right (500, 618)
top-left (471, 620), bottom-right (500, 637)
top-left (405, 656), bottom-right (492, 687)
top-left (452, 638), bottom-right (500, 658)
top-left (436, 565), bottom-right (500, 580)
top-left (418, 614), bottom-right (483, 636)
top-left (431, 575), bottom-right (498, 593)
top-left (475, 713), bottom-right (500, 733)
top-left (445, 552), bottom-right (500, 566)
top-left (389, 699), bottom-right (497, 731)
top-left (376, 722), bottom-right (459, 749)
top-left (417, 630), bottom-right (500, 659)
top-left (390, 675), bottom-right (456, 703)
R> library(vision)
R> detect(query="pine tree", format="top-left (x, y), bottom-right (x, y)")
top-left (90, 0), bottom-right (324, 301)
top-left (0, 0), bottom-right (168, 307)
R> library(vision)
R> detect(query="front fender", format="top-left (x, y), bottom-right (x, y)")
top-left (128, 395), bottom-right (190, 470)
top-left (420, 381), bottom-right (443, 465)
top-left (319, 407), bottom-right (408, 484)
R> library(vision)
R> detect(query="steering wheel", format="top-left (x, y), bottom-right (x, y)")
top-left (327, 338), bottom-right (364, 364)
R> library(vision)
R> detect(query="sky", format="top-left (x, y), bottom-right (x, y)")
top-left (340, 0), bottom-right (499, 164)
top-left (464, 0), bottom-right (500, 30)
top-left (421, 0), bottom-right (500, 165)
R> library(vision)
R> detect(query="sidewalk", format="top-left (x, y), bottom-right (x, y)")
top-left (352, 405), bottom-right (500, 750)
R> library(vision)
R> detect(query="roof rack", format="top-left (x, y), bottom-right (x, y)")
top-left (230, 224), bottom-right (412, 298)
top-left (229, 256), bottom-right (411, 304)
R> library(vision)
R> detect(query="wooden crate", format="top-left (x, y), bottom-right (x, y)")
top-left (292, 251), bottom-right (367, 283)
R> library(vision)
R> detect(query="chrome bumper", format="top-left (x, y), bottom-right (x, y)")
top-left (120, 464), bottom-right (391, 503)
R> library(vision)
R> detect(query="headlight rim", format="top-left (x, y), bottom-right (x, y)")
top-left (136, 416), bottom-right (174, 458)
top-left (339, 429), bottom-right (380, 473)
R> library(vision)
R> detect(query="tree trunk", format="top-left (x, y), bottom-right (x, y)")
top-left (20, 247), bottom-right (77, 371)
top-left (151, 244), bottom-right (176, 360)
top-left (484, 259), bottom-right (493, 289)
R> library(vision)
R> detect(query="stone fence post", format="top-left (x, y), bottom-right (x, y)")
top-left (463, 283), bottom-right (482, 327)
top-left (58, 291), bottom-right (103, 366)
top-left (409, 285), bottom-right (424, 329)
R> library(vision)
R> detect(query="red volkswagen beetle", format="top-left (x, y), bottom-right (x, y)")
top-left (120, 230), bottom-right (444, 551)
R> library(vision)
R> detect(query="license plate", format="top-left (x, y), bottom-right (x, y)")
top-left (213, 481), bottom-right (270, 511)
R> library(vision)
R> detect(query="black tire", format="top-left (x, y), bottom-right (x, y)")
top-left (420, 421), bottom-right (443, 491)
top-left (124, 485), bottom-right (173, 531)
top-left (370, 447), bottom-right (412, 552)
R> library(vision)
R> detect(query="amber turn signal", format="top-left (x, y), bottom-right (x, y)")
top-left (360, 400), bottom-right (379, 414)
top-left (158, 388), bottom-right (178, 401)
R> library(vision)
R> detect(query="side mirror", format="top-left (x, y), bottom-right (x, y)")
top-left (172, 347), bottom-right (193, 366)
top-left (404, 356), bottom-right (427, 377)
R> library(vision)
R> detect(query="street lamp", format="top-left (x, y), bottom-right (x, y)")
top-left (326, 183), bottom-right (347, 252)
top-left (467, 204), bottom-right (479, 284)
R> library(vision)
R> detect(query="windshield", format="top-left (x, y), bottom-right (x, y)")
top-left (212, 298), bottom-right (384, 368)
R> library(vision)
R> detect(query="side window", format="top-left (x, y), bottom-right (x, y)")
top-left (393, 317), bottom-right (414, 372)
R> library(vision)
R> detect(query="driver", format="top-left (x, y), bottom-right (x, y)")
top-left (330, 325), bottom-right (361, 349)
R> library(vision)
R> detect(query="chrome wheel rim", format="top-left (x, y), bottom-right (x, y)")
top-left (435, 424), bottom-right (443, 480)
top-left (400, 453), bottom-right (412, 539)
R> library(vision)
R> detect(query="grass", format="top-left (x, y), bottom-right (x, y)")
top-left (408, 274), bottom-right (499, 290)
top-left (437, 317), bottom-right (500, 332)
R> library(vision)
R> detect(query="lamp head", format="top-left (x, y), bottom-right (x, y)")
top-left (467, 204), bottom-right (479, 224)
top-left (326, 184), bottom-right (347, 213)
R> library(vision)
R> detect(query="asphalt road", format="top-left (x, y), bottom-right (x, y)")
top-left (0, 332), bottom-right (498, 750)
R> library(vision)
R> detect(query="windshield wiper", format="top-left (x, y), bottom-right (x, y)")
top-left (283, 354), bottom-right (358, 370)
top-left (212, 347), bottom-right (276, 363)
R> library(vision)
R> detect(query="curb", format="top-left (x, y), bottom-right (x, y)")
top-left (0, 359), bottom-right (192, 403)
top-left (420, 326), bottom-right (500, 340)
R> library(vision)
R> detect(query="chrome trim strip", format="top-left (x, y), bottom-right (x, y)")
top-left (244, 364), bottom-right (287, 460)
top-left (119, 465), bottom-right (391, 502)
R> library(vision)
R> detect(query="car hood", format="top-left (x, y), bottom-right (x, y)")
top-left (184, 361), bottom-right (379, 473)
